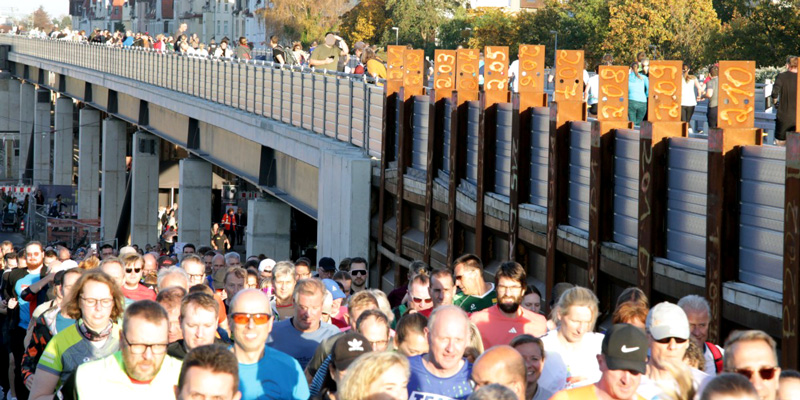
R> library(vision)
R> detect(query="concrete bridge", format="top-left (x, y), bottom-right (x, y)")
top-left (0, 35), bottom-right (378, 263)
top-left (1, 38), bottom-right (799, 365)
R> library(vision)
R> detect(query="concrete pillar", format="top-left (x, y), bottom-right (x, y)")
top-left (246, 196), bottom-right (291, 260)
top-left (130, 130), bottom-right (160, 247)
top-left (178, 156), bottom-right (212, 248)
top-left (33, 89), bottom-right (52, 185)
top-left (18, 82), bottom-right (35, 182)
top-left (101, 118), bottom-right (127, 240)
top-left (53, 97), bottom-right (74, 186)
top-left (78, 109), bottom-right (101, 220)
top-left (317, 148), bottom-right (371, 262)
top-left (0, 75), bottom-right (20, 180)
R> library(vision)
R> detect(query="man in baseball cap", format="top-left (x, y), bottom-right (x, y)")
top-left (638, 302), bottom-right (709, 399)
top-left (318, 257), bottom-right (336, 279)
top-left (316, 332), bottom-right (373, 398)
top-left (551, 323), bottom-right (648, 400)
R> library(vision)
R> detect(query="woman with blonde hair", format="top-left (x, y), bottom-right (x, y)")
top-left (339, 351), bottom-right (410, 400)
top-left (538, 286), bottom-right (604, 394)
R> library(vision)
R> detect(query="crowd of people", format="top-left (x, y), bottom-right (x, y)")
top-left (0, 239), bottom-right (796, 400)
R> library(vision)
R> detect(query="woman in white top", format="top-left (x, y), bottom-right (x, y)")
top-left (538, 286), bottom-right (604, 395)
top-left (681, 64), bottom-right (703, 127)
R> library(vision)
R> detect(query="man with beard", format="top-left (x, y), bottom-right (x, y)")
top-left (349, 257), bottom-right (369, 293)
top-left (69, 300), bottom-right (182, 397)
top-left (470, 261), bottom-right (547, 349)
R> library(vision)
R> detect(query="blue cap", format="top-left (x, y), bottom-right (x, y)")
top-left (322, 279), bottom-right (346, 300)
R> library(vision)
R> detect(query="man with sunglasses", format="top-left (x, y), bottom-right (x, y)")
top-left (637, 302), bottom-right (709, 400)
top-left (391, 274), bottom-right (433, 327)
top-left (349, 257), bottom-right (369, 293)
top-left (470, 261), bottom-right (546, 349)
top-left (229, 289), bottom-right (309, 400)
top-left (723, 330), bottom-right (780, 400)
top-left (120, 254), bottom-right (156, 301)
top-left (69, 300), bottom-right (182, 397)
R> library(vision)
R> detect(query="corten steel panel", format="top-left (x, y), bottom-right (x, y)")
top-left (568, 121), bottom-right (592, 232)
top-left (719, 61), bottom-right (756, 129)
top-left (411, 95), bottom-right (430, 172)
top-left (386, 45), bottom-right (405, 96)
top-left (784, 133), bottom-right (800, 369)
top-left (554, 50), bottom-right (584, 103)
top-left (434, 50), bottom-right (456, 102)
top-left (442, 100), bottom-right (453, 174)
top-left (457, 49), bottom-right (480, 103)
top-left (404, 49), bottom-right (425, 100)
top-left (666, 137), bottom-right (708, 270)
top-left (648, 61), bottom-right (682, 123)
top-left (739, 145), bottom-right (785, 293)
top-left (518, 44), bottom-right (547, 109)
top-left (484, 46), bottom-right (509, 107)
top-left (598, 66), bottom-right (629, 122)
top-left (465, 101), bottom-right (481, 187)
top-left (529, 107), bottom-right (550, 208)
top-left (495, 103), bottom-right (514, 196)
top-left (613, 129), bottom-right (641, 249)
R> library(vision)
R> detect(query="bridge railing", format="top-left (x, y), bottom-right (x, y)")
top-left (0, 35), bottom-right (385, 158)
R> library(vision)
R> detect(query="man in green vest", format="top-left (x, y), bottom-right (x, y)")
top-left (452, 254), bottom-right (497, 313)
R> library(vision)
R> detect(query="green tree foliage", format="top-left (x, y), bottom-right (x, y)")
top-left (708, 0), bottom-right (800, 67)
top-left (436, 8), bottom-right (470, 50)
top-left (382, 0), bottom-right (463, 50)
top-left (255, 0), bottom-right (351, 45)
top-left (340, 0), bottom-right (388, 45)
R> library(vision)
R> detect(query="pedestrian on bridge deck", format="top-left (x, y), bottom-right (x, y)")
top-left (771, 56), bottom-right (797, 146)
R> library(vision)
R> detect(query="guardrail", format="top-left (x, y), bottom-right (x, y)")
top-left (0, 35), bottom-right (386, 158)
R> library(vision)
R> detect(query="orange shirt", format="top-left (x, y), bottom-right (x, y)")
top-left (469, 305), bottom-right (547, 349)
top-left (550, 384), bottom-right (646, 400)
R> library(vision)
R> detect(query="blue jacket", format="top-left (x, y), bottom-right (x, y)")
top-left (629, 71), bottom-right (649, 103)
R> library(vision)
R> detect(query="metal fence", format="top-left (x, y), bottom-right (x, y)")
top-left (0, 35), bottom-right (386, 158)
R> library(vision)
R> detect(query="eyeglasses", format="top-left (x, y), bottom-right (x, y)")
top-left (230, 313), bottom-right (272, 325)
top-left (351, 270), bottom-right (367, 276)
top-left (187, 273), bottom-right (205, 280)
top-left (80, 296), bottom-right (114, 308)
top-left (654, 336), bottom-right (688, 344)
top-left (125, 267), bottom-right (142, 273)
top-left (411, 297), bottom-right (432, 304)
top-left (370, 339), bottom-right (389, 348)
top-left (736, 367), bottom-right (778, 381)
top-left (123, 336), bottom-right (168, 354)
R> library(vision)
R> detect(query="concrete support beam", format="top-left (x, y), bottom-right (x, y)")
top-left (101, 118), bottom-right (127, 240)
top-left (317, 148), bottom-right (372, 263)
top-left (0, 75), bottom-right (20, 180)
top-left (178, 156), bottom-right (212, 248)
top-left (78, 108), bottom-right (101, 219)
top-left (33, 89), bottom-right (51, 185)
top-left (53, 97), bottom-right (74, 186)
top-left (18, 82), bottom-right (34, 182)
top-left (246, 196), bottom-right (290, 260)
top-left (130, 130), bottom-right (160, 247)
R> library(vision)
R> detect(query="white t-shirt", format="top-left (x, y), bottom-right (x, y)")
top-left (587, 74), bottom-right (600, 105)
top-left (703, 343), bottom-right (724, 376)
top-left (538, 329), bottom-right (604, 395)
top-left (531, 384), bottom-right (555, 400)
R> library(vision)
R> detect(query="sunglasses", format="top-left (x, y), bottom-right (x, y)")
top-left (351, 270), bottom-right (367, 276)
top-left (125, 267), bottom-right (142, 273)
top-left (412, 297), bottom-right (432, 304)
top-left (736, 367), bottom-right (778, 381)
top-left (230, 313), bottom-right (272, 325)
top-left (654, 337), bottom-right (688, 344)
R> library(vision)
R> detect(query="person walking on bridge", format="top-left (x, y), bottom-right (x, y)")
top-left (771, 56), bottom-right (797, 146)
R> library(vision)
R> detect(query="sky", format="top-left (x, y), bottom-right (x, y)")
top-left (3, 0), bottom-right (70, 19)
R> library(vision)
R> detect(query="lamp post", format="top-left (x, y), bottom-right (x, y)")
top-left (392, 27), bottom-right (399, 45)
top-left (550, 30), bottom-right (558, 58)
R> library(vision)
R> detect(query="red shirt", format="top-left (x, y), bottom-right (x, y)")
top-left (470, 305), bottom-right (547, 349)
top-left (122, 283), bottom-right (157, 301)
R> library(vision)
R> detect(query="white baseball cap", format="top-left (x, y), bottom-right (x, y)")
top-left (258, 258), bottom-right (276, 273)
top-left (646, 302), bottom-right (690, 340)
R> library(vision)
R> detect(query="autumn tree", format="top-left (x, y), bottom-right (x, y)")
top-left (339, 0), bottom-right (388, 45)
top-left (383, 0), bottom-right (463, 50)
top-left (466, 9), bottom-right (515, 51)
top-left (255, 0), bottom-right (351, 45)
top-left (31, 6), bottom-right (54, 32)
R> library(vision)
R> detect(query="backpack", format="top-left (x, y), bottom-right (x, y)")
top-left (276, 45), bottom-right (298, 66)
top-left (706, 341), bottom-right (723, 373)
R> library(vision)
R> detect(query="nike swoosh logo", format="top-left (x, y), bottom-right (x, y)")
top-left (621, 345), bottom-right (639, 353)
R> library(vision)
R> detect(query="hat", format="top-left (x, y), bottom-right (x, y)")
top-left (322, 279), bottom-right (346, 300)
top-left (53, 259), bottom-right (78, 273)
top-left (158, 256), bottom-right (176, 268)
top-left (319, 257), bottom-right (336, 272)
top-left (212, 267), bottom-right (230, 290)
top-left (118, 246), bottom-right (137, 257)
top-left (258, 258), bottom-right (276, 273)
top-left (646, 302), bottom-right (690, 341)
top-left (331, 332), bottom-right (373, 371)
top-left (602, 324), bottom-right (648, 374)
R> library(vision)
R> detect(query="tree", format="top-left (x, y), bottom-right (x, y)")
top-left (436, 8), bottom-right (470, 50)
top-left (31, 6), bottom-right (54, 32)
top-left (339, 0), bottom-right (388, 46)
top-left (382, 0), bottom-right (462, 50)
top-left (255, 0), bottom-right (351, 45)
top-left (467, 9), bottom-right (515, 52)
